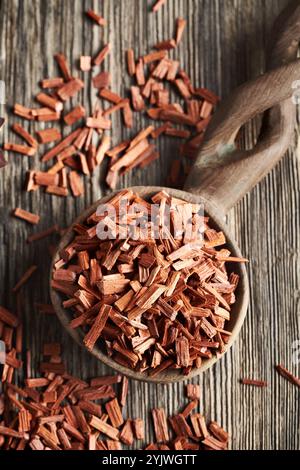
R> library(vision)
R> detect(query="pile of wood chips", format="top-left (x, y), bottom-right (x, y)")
top-left (2, 10), bottom-right (218, 198)
top-left (0, 305), bottom-right (229, 450)
top-left (52, 189), bottom-right (246, 376)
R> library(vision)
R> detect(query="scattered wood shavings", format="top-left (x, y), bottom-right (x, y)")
top-left (2, 14), bottom-right (218, 195)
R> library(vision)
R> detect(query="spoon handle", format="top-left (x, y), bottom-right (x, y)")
top-left (184, 1), bottom-right (300, 217)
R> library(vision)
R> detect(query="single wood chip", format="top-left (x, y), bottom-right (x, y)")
top-left (105, 398), bottom-right (124, 428)
top-left (12, 123), bottom-right (38, 148)
top-left (4, 143), bottom-right (36, 156)
top-left (13, 208), bottom-right (40, 225)
top-left (86, 9), bottom-right (106, 26)
top-left (241, 378), bottom-right (268, 387)
top-left (275, 364), bottom-right (300, 388)
top-left (175, 17), bottom-right (186, 44)
top-left (89, 415), bottom-right (119, 441)
top-left (83, 305), bottom-right (112, 350)
top-left (12, 265), bottom-right (38, 293)
top-left (152, 408), bottom-right (169, 443)
top-left (57, 79), bottom-right (84, 101)
top-left (54, 53), bottom-right (72, 81)
top-left (152, 0), bottom-right (167, 13)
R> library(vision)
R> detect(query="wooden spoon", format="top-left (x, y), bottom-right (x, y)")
top-left (50, 2), bottom-right (300, 383)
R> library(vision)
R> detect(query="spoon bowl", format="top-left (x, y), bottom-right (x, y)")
top-left (50, 186), bottom-right (249, 383)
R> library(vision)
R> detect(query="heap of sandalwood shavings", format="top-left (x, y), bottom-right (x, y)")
top-left (0, 305), bottom-right (229, 450)
top-left (51, 189), bottom-right (247, 376)
top-left (2, 15), bottom-right (218, 198)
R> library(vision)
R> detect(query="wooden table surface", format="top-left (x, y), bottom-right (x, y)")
top-left (0, 0), bottom-right (299, 450)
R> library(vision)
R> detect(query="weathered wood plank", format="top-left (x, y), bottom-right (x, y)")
top-left (0, 0), bottom-right (299, 450)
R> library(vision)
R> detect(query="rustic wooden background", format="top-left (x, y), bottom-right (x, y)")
top-left (0, 0), bottom-right (299, 450)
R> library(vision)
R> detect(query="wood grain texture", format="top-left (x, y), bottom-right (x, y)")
top-left (0, 0), bottom-right (299, 450)
top-left (185, 58), bottom-right (300, 215)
